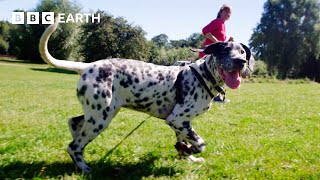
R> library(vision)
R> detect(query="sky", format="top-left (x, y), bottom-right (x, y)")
top-left (0, 0), bottom-right (266, 45)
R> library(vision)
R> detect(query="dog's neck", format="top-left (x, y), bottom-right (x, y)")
top-left (190, 55), bottom-right (225, 97)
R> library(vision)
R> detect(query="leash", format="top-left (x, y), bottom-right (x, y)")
top-left (102, 115), bottom-right (152, 159)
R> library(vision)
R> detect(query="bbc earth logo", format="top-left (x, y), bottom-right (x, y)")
top-left (11, 12), bottom-right (101, 24)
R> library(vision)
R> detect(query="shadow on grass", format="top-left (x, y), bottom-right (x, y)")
top-left (31, 67), bottom-right (78, 75)
top-left (0, 153), bottom-right (181, 179)
top-left (0, 59), bottom-right (33, 64)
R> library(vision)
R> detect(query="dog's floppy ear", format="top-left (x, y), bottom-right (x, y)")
top-left (240, 43), bottom-right (251, 61)
top-left (203, 42), bottom-right (228, 55)
top-left (240, 43), bottom-right (255, 72)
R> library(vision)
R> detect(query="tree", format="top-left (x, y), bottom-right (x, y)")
top-left (9, 0), bottom-right (81, 62)
top-left (249, 0), bottom-right (320, 80)
top-left (0, 21), bottom-right (11, 54)
top-left (186, 33), bottom-right (204, 48)
top-left (151, 34), bottom-right (169, 48)
top-left (79, 10), bottom-right (150, 62)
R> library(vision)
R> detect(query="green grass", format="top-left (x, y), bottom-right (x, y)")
top-left (0, 60), bottom-right (319, 179)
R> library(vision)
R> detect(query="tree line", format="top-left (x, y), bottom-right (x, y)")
top-left (0, 0), bottom-right (319, 81)
top-left (0, 0), bottom-right (203, 66)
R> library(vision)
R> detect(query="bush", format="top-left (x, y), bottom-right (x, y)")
top-left (253, 60), bottom-right (268, 77)
top-left (0, 36), bottom-right (8, 54)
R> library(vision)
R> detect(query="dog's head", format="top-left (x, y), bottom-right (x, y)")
top-left (202, 42), bottom-right (255, 89)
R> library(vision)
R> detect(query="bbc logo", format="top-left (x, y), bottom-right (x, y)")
top-left (11, 12), bottom-right (100, 24)
top-left (12, 12), bottom-right (55, 24)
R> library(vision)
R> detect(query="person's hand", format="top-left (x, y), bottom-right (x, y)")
top-left (228, 37), bottom-right (234, 42)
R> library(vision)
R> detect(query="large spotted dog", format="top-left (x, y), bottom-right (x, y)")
top-left (39, 20), bottom-right (254, 173)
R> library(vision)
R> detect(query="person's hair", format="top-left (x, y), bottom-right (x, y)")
top-left (216, 4), bottom-right (232, 18)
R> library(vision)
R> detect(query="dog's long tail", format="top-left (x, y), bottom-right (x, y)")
top-left (39, 18), bottom-right (89, 74)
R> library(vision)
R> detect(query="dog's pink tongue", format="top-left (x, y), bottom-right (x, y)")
top-left (224, 71), bottom-right (241, 89)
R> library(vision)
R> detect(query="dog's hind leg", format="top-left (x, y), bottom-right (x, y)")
top-left (68, 115), bottom-right (84, 139)
top-left (67, 104), bottom-right (121, 173)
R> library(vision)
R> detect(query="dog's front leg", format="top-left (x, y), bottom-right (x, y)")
top-left (166, 117), bottom-right (206, 162)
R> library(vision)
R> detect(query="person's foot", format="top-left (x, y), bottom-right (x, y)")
top-left (213, 96), bottom-right (230, 103)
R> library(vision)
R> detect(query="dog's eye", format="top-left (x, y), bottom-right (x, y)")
top-left (241, 50), bottom-right (245, 54)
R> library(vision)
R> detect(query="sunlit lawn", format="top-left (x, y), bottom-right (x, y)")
top-left (0, 60), bottom-right (319, 179)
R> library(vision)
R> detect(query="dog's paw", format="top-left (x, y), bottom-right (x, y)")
top-left (185, 155), bottom-right (205, 162)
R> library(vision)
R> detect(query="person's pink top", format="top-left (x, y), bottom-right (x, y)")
top-left (198, 18), bottom-right (226, 58)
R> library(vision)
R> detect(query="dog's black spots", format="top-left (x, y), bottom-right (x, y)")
top-left (78, 139), bottom-right (82, 143)
top-left (190, 87), bottom-right (195, 96)
top-left (112, 86), bottom-right (115, 93)
top-left (198, 142), bottom-right (206, 148)
top-left (147, 82), bottom-right (154, 87)
top-left (81, 131), bottom-right (86, 137)
top-left (101, 91), bottom-right (106, 98)
top-left (89, 68), bottom-right (94, 73)
top-left (156, 100), bottom-right (162, 106)
top-left (106, 107), bottom-right (110, 112)
top-left (162, 92), bottom-right (167, 96)
top-left (77, 85), bottom-right (87, 97)
top-left (119, 79), bottom-right (129, 88)
top-left (202, 107), bottom-right (209, 111)
top-left (102, 110), bottom-right (108, 120)
top-left (96, 67), bottom-right (112, 83)
top-left (69, 141), bottom-right (78, 151)
top-left (158, 73), bottom-right (165, 81)
top-left (93, 128), bottom-right (99, 133)
top-left (184, 109), bottom-right (190, 113)
top-left (106, 90), bottom-right (111, 98)
top-left (134, 78), bottom-right (139, 84)
top-left (126, 99), bottom-right (130, 103)
top-left (76, 157), bottom-right (82, 162)
top-left (93, 84), bottom-right (99, 88)
top-left (88, 117), bottom-right (96, 125)
top-left (71, 116), bottom-right (83, 131)
top-left (134, 93), bottom-right (141, 98)
top-left (138, 88), bottom-right (144, 92)
top-left (127, 75), bottom-right (133, 86)
top-left (98, 124), bottom-right (103, 130)
top-left (145, 102), bottom-right (153, 108)
top-left (196, 114), bottom-right (199, 116)
top-left (182, 121), bottom-right (191, 129)
top-left (121, 65), bottom-right (127, 71)
top-left (143, 97), bottom-right (149, 102)
top-left (82, 73), bottom-right (87, 81)
top-left (187, 129), bottom-right (199, 142)
top-left (179, 113), bottom-right (184, 117)
top-left (97, 104), bottom-right (102, 111)
top-left (91, 104), bottom-right (95, 110)
top-left (194, 93), bottom-right (198, 101)
top-left (94, 94), bottom-right (99, 100)
top-left (115, 74), bottom-right (119, 79)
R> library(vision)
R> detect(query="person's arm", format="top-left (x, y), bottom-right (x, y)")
top-left (202, 20), bottom-right (220, 43)
top-left (204, 32), bottom-right (219, 43)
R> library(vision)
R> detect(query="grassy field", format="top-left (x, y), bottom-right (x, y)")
top-left (0, 60), bottom-right (319, 179)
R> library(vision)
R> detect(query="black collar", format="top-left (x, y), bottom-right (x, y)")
top-left (203, 62), bottom-right (225, 95)
top-left (189, 61), bottom-right (225, 99)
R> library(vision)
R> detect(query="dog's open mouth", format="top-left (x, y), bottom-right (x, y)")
top-left (218, 68), bottom-right (241, 89)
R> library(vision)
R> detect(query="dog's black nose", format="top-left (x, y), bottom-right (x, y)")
top-left (234, 58), bottom-right (247, 64)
